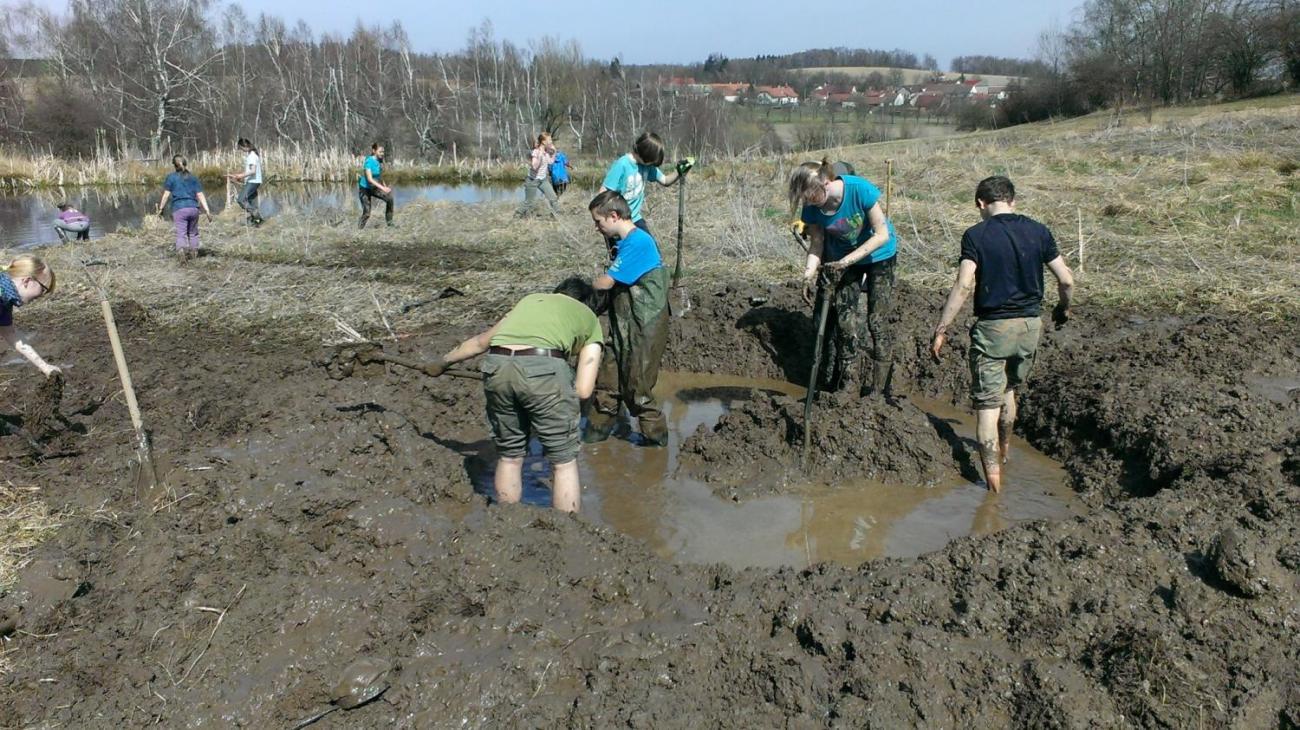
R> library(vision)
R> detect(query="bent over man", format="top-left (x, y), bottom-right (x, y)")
top-left (435, 277), bottom-right (604, 512)
top-left (931, 176), bottom-right (1075, 492)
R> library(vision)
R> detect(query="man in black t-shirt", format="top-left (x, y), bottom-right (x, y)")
top-left (930, 176), bottom-right (1075, 493)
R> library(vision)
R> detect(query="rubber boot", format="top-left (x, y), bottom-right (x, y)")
top-left (638, 416), bottom-right (669, 448)
top-left (582, 409), bottom-right (617, 444)
top-left (860, 359), bottom-right (895, 399)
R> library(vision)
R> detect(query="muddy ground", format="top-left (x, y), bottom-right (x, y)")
top-left (1, 281), bottom-right (1298, 728)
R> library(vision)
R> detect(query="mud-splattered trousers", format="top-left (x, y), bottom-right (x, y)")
top-left (815, 255), bottom-right (896, 391)
top-left (588, 267), bottom-right (671, 444)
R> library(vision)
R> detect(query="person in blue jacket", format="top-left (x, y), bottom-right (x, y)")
top-left (550, 149), bottom-right (573, 198)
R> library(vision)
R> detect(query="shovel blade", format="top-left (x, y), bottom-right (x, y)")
top-left (671, 285), bottom-right (691, 318)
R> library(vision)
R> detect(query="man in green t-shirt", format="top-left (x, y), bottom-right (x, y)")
top-left (432, 277), bottom-right (604, 512)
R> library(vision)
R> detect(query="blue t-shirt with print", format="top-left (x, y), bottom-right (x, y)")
top-left (607, 227), bottom-right (663, 285)
top-left (602, 154), bottom-right (663, 223)
top-left (800, 175), bottom-right (897, 269)
top-left (358, 155), bottom-right (383, 189)
top-left (550, 152), bottom-right (570, 184)
top-left (163, 172), bottom-right (204, 211)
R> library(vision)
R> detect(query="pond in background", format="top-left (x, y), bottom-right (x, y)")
top-left (0, 181), bottom-right (518, 249)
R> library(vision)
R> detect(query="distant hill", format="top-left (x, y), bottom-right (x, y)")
top-left (791, 67), bottom-right (1022, 87)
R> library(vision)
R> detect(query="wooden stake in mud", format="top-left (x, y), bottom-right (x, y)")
top-left (670, 170), bottom-right (690, 317)
top-left (84, 264), bottom-right (161, 502)
top-left (802, 271), bottom-right (832, 467)
top-left (884, 159), bottom-right (894, 217)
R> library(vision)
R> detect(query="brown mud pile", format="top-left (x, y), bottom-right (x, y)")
top-left (680, 390), bottom-right (969, 499)
top-left (1, 285), bottom-right (1298, 727)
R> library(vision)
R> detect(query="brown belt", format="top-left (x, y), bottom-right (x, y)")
top-left (488, 345), bottom-right (566, 360)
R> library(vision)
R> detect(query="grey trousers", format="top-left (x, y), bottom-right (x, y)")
top-left (515, 177), bottom-right (560, 217)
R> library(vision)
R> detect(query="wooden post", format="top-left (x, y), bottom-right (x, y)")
top-left (1077, 206), bottom-right (1085, 275)
top-left (884, 159), bottom-right (894, 217)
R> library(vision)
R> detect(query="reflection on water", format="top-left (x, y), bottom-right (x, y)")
top-left (469, 372), bottom-right (1082, 569)
top-left (0, 182), bottom-right (516, 249)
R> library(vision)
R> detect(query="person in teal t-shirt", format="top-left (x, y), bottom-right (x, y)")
top-left (597, 132), bottom-right (692, 257)
top-left (789, 158), bottom-right (899, 397)
top-left (358, 142), bottom-right (395, 228)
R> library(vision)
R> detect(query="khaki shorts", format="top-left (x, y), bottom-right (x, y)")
top-left (969, 317), bottom-right (1042, 410)
top-left (481, 354), bottom-right (580, 464)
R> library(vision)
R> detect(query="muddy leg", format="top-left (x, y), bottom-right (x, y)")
top-left (976, 407), bottom-right (1003, 492)
top-left (582, 347), bottom-right (621, 443)
top-left (998, 390), bottom-right (1017, 465)
top-left (861, 257), bottom-right (896, 398)
top-left (832, 271), bottom-right (862, 393)
top-left (495, 456), bottom-right (524, 504)
top-left (551, 460), bottom-right (580, 513)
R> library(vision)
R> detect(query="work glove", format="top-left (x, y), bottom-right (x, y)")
top-left (675, 157), bottom-right (695, 175)
top-left (422, 358), bottom-right (449, 377)
top-left (1051, 303), bottom-right (1071, 329)
top-left (790, 219), bottom-right (806, 237)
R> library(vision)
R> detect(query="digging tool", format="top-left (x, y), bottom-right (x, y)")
top-left (323, 341), bottom-right (482, 381)
top-left (83, 262), bottom-right (161, 502)
top-left (802, 270), bottom-right (833, 466)
top-left (670, 162), bottom-right (692, 317)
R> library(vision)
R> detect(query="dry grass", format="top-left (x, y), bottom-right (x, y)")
top-left (0, 146), bottom-right (603, 190)
top-left (0, 481), bottom-right (60, 674)
top-left (14, 96), bottom-right (1300, 349)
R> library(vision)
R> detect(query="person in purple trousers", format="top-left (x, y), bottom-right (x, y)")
top-left (156, 155), bottom-right (212, 263)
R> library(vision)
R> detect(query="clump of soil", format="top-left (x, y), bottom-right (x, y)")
top-left (22, 372), bottom-right (64, 439)
top-left (681, 390), bottom-right (969, 499)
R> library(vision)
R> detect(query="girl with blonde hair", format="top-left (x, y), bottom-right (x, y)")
top-left (0, 255), bottom-right (60, 378)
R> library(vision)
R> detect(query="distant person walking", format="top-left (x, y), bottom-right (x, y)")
top-left (789, 157), bottom-right (899, 396)
top-left (358, 143), bottom-right (395, 228)
top-left (53, 202), bottom-right (90, 242)
top-left (0, 255), bottom-right (60, 379)
top-left (515, 133), bottom-right (561, 218)
top-left (157, 155), bottom-right (212, 262)
top-left (550, 148), bottom-right (573, 198)
top-left (597, 132), bottom-right (691, 256)
top-left (930, 175), bottom-right (1075, 493)
top-left (226, 138), bottom-right (264, 225)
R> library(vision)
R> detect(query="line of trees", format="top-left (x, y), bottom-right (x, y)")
top-left (0, 2), bottom-right (784, 161)
top-left (999, 0), bottom-right (1299, 126)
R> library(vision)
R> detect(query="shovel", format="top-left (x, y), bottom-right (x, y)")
top-left (323, 342), bottom-right (482, 381)
top-left (670, 170), bottom-right (690, 317)
top-left (802, 271), bottom-right (832, 467)
top-left (83, 262), bottom-right (161, 502)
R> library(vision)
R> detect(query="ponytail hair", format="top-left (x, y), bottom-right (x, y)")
top-left (172, 154), bottom-right (190, 176)
top-left (8, 255), bottom-right (55, 294)
top-left (787, 157), bottom-right (838, 209)
top-left (536, 132), bottom-right (552, 147)
top-left (238, 137), bottom-right (258, 154)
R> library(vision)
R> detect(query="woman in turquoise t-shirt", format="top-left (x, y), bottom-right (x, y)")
top-left (597, 132), bottom-right (691, 257)
top-left (789, 158), bottom-right (899, 397)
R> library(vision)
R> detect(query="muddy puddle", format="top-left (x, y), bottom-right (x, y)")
top-left (469, 372), bottom-right (1082, 569)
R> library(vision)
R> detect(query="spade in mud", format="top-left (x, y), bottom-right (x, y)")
top-left (320, 341), bottom-right (482, 381)
top-left (290, 657), bottom-right (392, 729)
top-left (23, 372), bottom-right (65, 439)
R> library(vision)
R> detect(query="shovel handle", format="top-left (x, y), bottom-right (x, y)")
top-left (373, 352), bottom-right (483, 380)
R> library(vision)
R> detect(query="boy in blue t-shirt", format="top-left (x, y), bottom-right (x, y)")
top-left (358, 142), bottom-right (395, 228)
top-left (587, 190), bottom-right (671, 446)
top-left (597, 132), bottom-right (693, 257)
top-left (549, 150), bottom-right (573, 198)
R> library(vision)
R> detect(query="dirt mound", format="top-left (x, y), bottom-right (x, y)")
top-left (681, 390), bottom-right (969, 499)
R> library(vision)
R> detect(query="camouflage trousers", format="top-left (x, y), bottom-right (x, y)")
top-left (815, 256), bottom-right (896, 391)
top-left (587, 267), bottom-right (671, 444)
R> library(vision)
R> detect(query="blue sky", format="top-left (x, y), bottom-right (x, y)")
top-left (32, 0), bottom-right (1086, 67)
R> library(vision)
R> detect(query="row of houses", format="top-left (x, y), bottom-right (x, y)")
top-left (659, 76), bottom-right (1013, 110)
